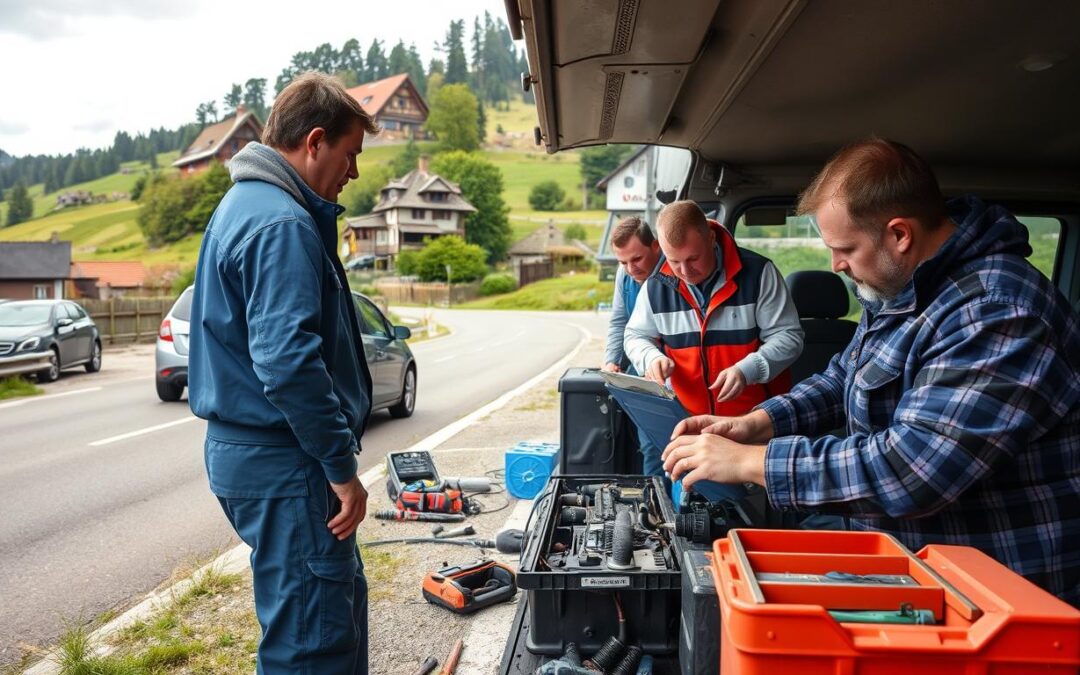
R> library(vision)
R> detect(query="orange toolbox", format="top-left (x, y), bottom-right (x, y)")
top-left (710, 529), bottom-right (1080, 674)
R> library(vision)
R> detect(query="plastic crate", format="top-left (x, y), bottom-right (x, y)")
top-left (557, 368), bottom-right (641, 475)
top-left (518, 475), bottom-right (681, 655)
top-left (710, 529), bottom-right (1080, 674)
top-left (504, 442), bottom-right (559, 499)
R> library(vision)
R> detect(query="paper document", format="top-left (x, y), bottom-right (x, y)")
top-left (598, 370), bottom-right (688, 450)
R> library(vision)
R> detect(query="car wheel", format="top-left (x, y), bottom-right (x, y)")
top-left (85, 340), bottom-right (102, 373)
top-left (388, 365), bottom-right (416, 419)
top-left (156, 378), bottom-right (184, 402)
top-left (38, 348), bottom-right (60, 383)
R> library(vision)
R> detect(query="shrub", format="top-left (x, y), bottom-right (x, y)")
top-left (171, 267), bottom-right (196, 296)
top-left (528, 180), bottom-right (565, 211)
top-left (396, 249), bottom-right (420, 276)
top-left (415, 236), bottom-right (488, 282)
top-left (563, 223), bottom-right (587, 241)
top-left (479, 273), bottom-right (517, 296)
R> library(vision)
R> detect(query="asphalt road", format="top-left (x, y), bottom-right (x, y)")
top-left (0, 308), bottom-right (609, 665)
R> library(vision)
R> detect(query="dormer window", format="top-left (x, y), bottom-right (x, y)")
top-left (428, 192), bottom-right (446, 202)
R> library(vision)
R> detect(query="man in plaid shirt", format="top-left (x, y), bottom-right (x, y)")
top-left (663, 138), bottom-right (1080, 606)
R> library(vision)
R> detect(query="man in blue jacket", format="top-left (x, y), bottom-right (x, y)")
top-left (663, 138), bottom-right (1080, 606)
top-left (602, 216), bottom-right (665, 479)
top-left (188, 72), bottom-right (378, 672)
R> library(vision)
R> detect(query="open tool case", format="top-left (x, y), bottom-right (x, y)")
top-left (710, 529), bottom-right (1080, 674)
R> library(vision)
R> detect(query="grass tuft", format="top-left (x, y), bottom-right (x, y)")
top-left (0, 376), bottom-right (43, 401)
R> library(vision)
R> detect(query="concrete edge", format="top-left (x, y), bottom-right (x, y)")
top-left (24, 320), bottom-right (592, 675)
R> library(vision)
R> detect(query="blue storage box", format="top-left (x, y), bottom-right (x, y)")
top-left (505, 442), bottom-right (559, 499)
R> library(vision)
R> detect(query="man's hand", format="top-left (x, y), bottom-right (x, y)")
top-left (645, 356), bottom-right (675, 384)
top-left (709, 365), bottom-right (746, 402)
top-left (671, 409), bottom-right (775, 444)
top-left (601, 362), bottom-right (621, 373)
top-left (661, 433), bottom-right (766, 489)
top-left (327, 475), bottom-right (368, 541)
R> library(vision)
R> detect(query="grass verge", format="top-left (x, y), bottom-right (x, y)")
top-left (0, 376), bottom-right (43, 401)
top-left (459, 273), bottom-right (614, 311)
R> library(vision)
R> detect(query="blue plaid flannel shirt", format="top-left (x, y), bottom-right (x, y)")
top-left (760, 196), bottom-right (1080, 606)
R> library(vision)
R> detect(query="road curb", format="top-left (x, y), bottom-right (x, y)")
top-left (23, 320), bottom-right (591, 674)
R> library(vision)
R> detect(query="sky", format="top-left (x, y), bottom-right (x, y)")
top-left (0, 0), bottom-right (507, 157)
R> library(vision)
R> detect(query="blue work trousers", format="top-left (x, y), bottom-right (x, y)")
top-left (210, 440), bottom-right (367, 675)
top-left (638, 427), bottom-right (672, 493)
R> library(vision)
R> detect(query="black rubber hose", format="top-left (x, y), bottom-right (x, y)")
top-left (583, 636), bottom-right (624, 673)
top-left (611, 645), bottom-right (642, 675)
top-left (559, 506), bottom-right (588, 525)
top-left (563, 642), bottom-right (582, 667)
top-left (608, 510), bottom-right (634, 569)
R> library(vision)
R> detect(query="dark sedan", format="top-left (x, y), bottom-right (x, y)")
top-left (0, 300), bottom-right (102, 381)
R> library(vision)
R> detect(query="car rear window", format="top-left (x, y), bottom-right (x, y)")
top-left (171, 288), bottom-right (194, 321)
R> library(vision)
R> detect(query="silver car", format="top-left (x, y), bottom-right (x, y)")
top-left (155, 287), bottom-right (417, 419)
top-left (154, 286), bottom-right (192, 401)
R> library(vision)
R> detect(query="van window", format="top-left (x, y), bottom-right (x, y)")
top-left (733, 212), bottom-right (859, 320)
top-left (1017, 216), bottom-right (1061, 281)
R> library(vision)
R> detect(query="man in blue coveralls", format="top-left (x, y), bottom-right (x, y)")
top-left (188, 72), bottom-right (378, 673)
top-left (602, 216), bottom-right (666, 482)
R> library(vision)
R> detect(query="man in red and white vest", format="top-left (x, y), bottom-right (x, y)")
top-left (625, 200), bottom-right (803, 422)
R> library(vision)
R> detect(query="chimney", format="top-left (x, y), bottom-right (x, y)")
top-left (418, 154), bottom-right (430, 175)
top-left (50, 231), bottom-right (60, 244)
top-left (235, 103), bottom-right (247, 117)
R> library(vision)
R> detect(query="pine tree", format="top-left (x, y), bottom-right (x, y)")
top-left (388, 40), bottom-right (410, 77)
top-left (243, 79), bottom-right (268, 119)
top-left (5, 181), bottom-right (33, 227)
top-left (365, 39), bottom-right (388, 81)
top-left (444, 20), bottom-right (468, 85)
top-left (406, 43), bottom-right (427, 95)
top-left (224, 84), bottom-right (243, 114)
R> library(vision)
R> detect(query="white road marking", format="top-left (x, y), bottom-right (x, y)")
top-left (88, 416), bottom-right (200, 447)
top-left (0, 386), bottom-right (102, 410)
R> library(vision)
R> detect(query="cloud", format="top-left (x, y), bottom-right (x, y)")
top-left (72, 119), bottom-right (114, 133)
top-left (0, 121), bottom-right (30, 135)
top-left (0, 0), bottom-right (198, 39)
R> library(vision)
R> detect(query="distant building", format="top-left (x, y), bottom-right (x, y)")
top-left (172, 105), bottom-right (264, 175)
top-left (341, 156), bottom-right (475, 268)
top-left (0, 235), bottom-right (71, 300)
top-left (508, 222), bottom-right (586, 285)
top-left (345, 74), bottom-right (428, 142)
top-left (593, 145), bottom-right (693, 279)
top-left (69, 261), bottom-right (151, 299)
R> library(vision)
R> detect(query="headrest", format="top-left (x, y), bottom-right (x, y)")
top-left (786, 270), bottom-right (851, 319)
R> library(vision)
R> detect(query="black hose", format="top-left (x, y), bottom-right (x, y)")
top-left (611, 645), bottom-right (642, 675)
top-left (583, 636), bottom-right (624, 673)
top-left (608, 510), bottom-right (635, 569)
top-left (563, 642), bottom-right (582, 667)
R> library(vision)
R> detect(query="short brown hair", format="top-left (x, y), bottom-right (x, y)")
top-left (262, 72), bottom-right (379, 151)
top-left (610, 216), bottom-right (655, 248)
top-left (656, 200), bottom-right (709, 246)
top-left (797, 137), bottom-right (947, 232)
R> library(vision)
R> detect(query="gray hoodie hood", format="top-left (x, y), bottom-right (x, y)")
top-left (228, 142), bottom-right (307, 205)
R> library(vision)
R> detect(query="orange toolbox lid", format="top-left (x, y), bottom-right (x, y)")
top-left (709, 529), bottom-right (1080, 665)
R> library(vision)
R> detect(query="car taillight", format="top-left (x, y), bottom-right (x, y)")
top-left (159, 318), bottom-right (173, 341)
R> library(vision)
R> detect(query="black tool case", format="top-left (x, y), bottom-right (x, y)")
top-left (517, 475), bottom-right (681, 656)
top-left (557, 368), bottom-right (641, 475)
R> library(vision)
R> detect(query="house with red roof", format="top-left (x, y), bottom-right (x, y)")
top-left (345, 74), bottom-right (428, 142)
top-left (172, 105), bottom-right (264, 175)
top-left (69, 261), bottom-right (152, 299)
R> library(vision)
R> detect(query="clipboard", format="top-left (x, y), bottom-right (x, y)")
top-left (599, 370), bottom-right (749, 504)
top-left (598, 371), bottom-right (689, 450)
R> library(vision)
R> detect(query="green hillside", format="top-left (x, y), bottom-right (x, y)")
top-left (0, 113), bottom-right (605, 265)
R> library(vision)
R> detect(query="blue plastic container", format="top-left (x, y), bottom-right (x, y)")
top-left (505, 442), bottom-right (559, 499)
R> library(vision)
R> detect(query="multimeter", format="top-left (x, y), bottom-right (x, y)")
top-left (385, 450), bottom-right (441, 500)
